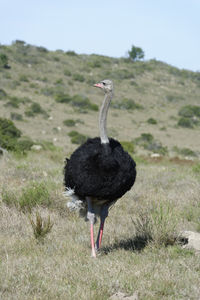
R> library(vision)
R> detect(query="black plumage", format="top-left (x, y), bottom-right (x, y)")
top-left (64, 137), bottom-right (136, 202)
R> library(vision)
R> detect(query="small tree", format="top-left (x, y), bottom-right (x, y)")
top-left (128, 45), bottom-right (145, 61)
top-left (0, 53), bottom-right (9, 68)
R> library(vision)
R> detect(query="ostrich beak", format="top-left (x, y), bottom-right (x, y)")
top-left (94, 83), bottom-right (103, 89)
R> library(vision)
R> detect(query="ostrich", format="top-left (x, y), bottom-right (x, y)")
top-left (64, 79), bottom-right (136, 257)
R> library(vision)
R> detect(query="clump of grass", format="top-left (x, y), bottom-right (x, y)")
top-left (10, 112), bottom-right (23, 121)
top-left (2, 182), bottom-right (51, 211)
top-left (177, 105), bottom-right (200, 128)
top-left (177, 117), bottom-right (194, 128)
top-left (0, 117), bottom-right (21, 151)
top-left (5, 96), bottom-right (25, 108)
top-left (68, 130), bottom-right (88, 144)
top-left (132, 202), bottom-right (178, 247)
top-left (63, 69), bottom-right (72, 76)
top-left (63, 118), bottom-right (84, 127)
top-left (173, 146), bottom-right (198, 157)
top-left (0, 88), bottom-right (7, 100)
top-left (19, 74), bottom-right (29, 82)
top-left (25, 102), bottom-right (49, 118)
top-left (72, 73), bottom-right (85, 82)
top-left (192, 163), bottom-right (200, 174)
top-left (120, 141), bottom-right (135, 154)
top-left (65, 50), bottom-right (77, 56)
top-left (29, 212), bottom-right (53, 241)
top-left (147, 118), bottom-right (157, 125)
top-left (55, 93), bottom-right (98, 112)
top-left (111, 98), bottom-right (143, 110)
top-left (134, 133), bottom-right (168, 155)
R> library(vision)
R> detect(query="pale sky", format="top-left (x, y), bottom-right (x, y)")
top-left (1, 0), bottom-right (200, 71)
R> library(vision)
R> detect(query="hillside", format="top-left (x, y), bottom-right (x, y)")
top-left (0, 40), bottom-right (200, 157)
top-left (0, 41), bottom-right (200, 299)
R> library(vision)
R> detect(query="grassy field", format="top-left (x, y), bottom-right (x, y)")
top-left (0, 41), bottom-right (200, 299)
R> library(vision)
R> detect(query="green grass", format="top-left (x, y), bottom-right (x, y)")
top-left (0, 41), bottom-right (200, 299)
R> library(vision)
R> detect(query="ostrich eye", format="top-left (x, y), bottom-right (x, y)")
top-left (102, 82), bottom-right (106, 86)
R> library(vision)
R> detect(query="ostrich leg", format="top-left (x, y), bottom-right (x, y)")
top-left (95, 204), bottom-right (109, 250)
top-left (86, 197), bottom-right (96, 258)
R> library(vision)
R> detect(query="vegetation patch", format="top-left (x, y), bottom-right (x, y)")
top-left (25, 102), bottom-right (49, 118)
top-left (29, 212), bottom-right (53, 241)
top-left (68, 130), bottom-right (88, 144)
top-left (2, 181), bottom-right (51, 211)
top-left (120, 141), bottom-right (135, 154)
top-left (135, 133), bottom-right (168, 155)
top-left (173, 146), bottom-right (198, 158)
top-left (111, 98), bottom-right (143, 110)
top-left (177, 105), bottom-right (200, 128)
top-left (147, 118), bottom-right (157, 125)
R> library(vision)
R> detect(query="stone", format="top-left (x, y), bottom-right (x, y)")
top-left (31, 144), bottom-right (42, 151)
top-left (109, 291), bottom-right (138, 300)
top-left (179, 231), bottom-right (200, 251)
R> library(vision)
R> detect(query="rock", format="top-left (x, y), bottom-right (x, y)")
top-left (150, 153), bottom-right (161, 158)
top-left (109, 291), bottom-right (138, 300)
top-left (31, 145), bottom-right (42, 151)
top-left (179, 231), bottom-right (200, 251)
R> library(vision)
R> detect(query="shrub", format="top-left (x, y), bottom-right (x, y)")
top-left (72, 95), bottom-right (98, 111)
top-left (19, 74), bottom-right (29, 82)
top-left (179, 105), bottom-right (200, 118)
top-left (0, 118), bottom-right (21, 151)
top-left (111, 98), bottom-right (143, 110)
top-left (55, 93), bottom-right (72, 103)
top-left (0, 88), bottom-right (7, 100)
top-left (135, 133), bottom-right (168, 155)
top-left (173, 146), bottom-right (197, 157)
top-left (147, 118), bottom-right (157, 125)
top-left (192, 164), bottom-right (200, 174)
top-left (64, 69), bottom-right (72, 76)
top-left (120, 141), bottom-right (135, 154)
top-left (72, 73), bottom-right (85, 82)
top-left (177, 117), bottom-right (194, 128)
top-left (68, 131), bottom-right (88, 144)
top-left (65, 50), bottom-right (77, 56)
top-left (63, 119), bottom-right (76, 127)
top-left (25, 102), bottom-right (48, 118)
top-left (17, 137), bottom-right (34, 153)
top-left (0, 53), bottom-right (9, 68)
top-left (10, 112), bottom-right (23, 121)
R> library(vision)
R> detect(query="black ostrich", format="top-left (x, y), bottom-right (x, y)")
top-left (64, 79), bottom-right (136, 257)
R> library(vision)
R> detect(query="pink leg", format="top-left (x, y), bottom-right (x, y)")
top-left (90, 223), bottom-right (96, 258)
top-left (96, 220), bottom-right (105, 250)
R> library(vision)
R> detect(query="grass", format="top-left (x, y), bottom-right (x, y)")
top-left (0, 41), bottom-right (200, 299)
top-left (0, 152), bottom-right (200, 299)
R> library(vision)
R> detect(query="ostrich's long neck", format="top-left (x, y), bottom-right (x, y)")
top-left (99, 91), bottom-right (113, 144)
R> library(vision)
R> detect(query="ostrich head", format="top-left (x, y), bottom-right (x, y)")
top-left (94, 79), bottom-right (113, 93)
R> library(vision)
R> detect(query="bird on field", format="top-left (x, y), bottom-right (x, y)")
top-left (64, 79), bottom-right (136, 257)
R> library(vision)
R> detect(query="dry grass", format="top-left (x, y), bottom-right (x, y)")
top-left (0, 152), bottom-right (200, 299)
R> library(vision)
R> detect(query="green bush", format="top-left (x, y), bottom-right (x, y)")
top-left (72, 95), bottom-right (98, 111)
top-left (179, 105), bottom-right (200, 118)
top-left (17, 137), bottom-right (34, 153)
top-left (19, 74), bottom-right (29, 82)
top-left (111, 98), bottom-right (143, 110)
top-left (0, 88), bottom-right (7, 100)
top-left (66, 50), bottom-right (77, 56)
top-left (63, 119), bottom-right (76, 127)
top-left (25, 102), bottom-right (48, 118)
top-left (177, 117), bottom-right (194, 128)
top-left (10, 112), bottom-right (23, 121)
top-left (0, 118), bottom-right (21, 151)
top-left (173, 146), bottom-right (197, 157)
top-left (147, 118), bottom-right (157, 125)
top-left (72, 73), bottom-right (85, 82)
top-left (64, 69), bottom-right (72, 76)
top-left (68, 131), bottom-right (88, 145)
top-left (135, 133), bottom-right (168, 155)
top-left (0, 53), bottom-right (9, 68)
top-left (120, 141), bottom-right (135, 154)
top-left (192, 164), bottom-right (200, 174)
top-left (55, 93), bottom-right (72, 103)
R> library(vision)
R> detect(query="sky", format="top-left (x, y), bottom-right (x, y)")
top-left (1, 0), bottom-right (200, 71)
